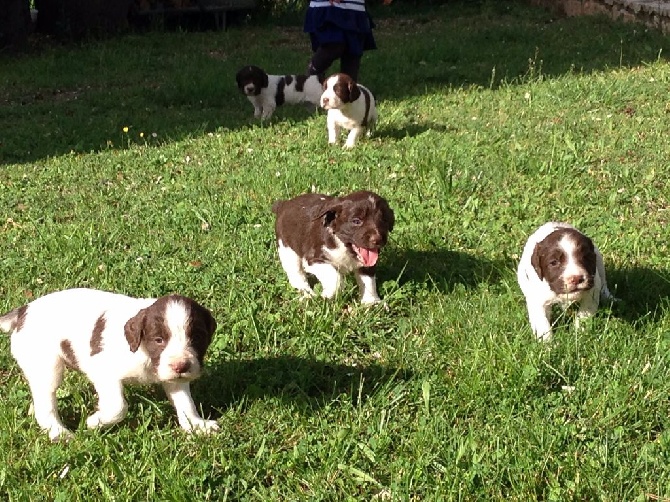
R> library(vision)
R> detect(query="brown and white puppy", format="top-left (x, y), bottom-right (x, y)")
top-left (320, 73), bottom-right (378, 148)
top-left (235, 65), bottom-right (324, 120)
top-left (271, 191), bottom-right (394, 304)
top-left (0, 288), bottom-right (218, 441)
top-left (517, 222), bottom-right (615, 341)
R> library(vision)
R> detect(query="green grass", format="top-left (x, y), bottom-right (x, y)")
top-left (1, 0), bottom-right (670, 499)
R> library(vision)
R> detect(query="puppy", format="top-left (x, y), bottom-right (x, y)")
top-left (235, 65), bottom-right (324, 120)
top-left (517, 222), bottom-right (615, 341)
top-left (320, 73), bottom-right (378, 148)
top-left (271, 191), bottom-right (394, 304)
top-left (0, 288), bottom-right (218, 441)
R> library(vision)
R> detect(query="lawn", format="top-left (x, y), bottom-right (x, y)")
top-left (1, 0), bottom-right (670, 499)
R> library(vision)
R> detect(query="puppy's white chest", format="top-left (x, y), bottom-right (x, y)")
top-left (329, 108), bottom-right (362, 130)
top-left (307, 234), bottom-right (359, 272)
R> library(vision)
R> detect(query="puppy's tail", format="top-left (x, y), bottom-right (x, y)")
top-left (0, 306), bottom-right (25, 333)
top-left (271, 201), bottom-right (285, 215)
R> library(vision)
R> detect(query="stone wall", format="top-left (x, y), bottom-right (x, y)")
top-left (530, 0), bottom-right (670, 33)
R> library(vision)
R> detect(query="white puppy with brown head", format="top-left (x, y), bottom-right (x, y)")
top-left (0, 288), bottom-right (218, 441)
top-left (517, 222), bottom-right (615, 341)
top-left (320, 73), bottom-right (377, 148)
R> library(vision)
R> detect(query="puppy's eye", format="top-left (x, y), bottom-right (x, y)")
top-left (351, 218), bottom-right (363, 226)
top-left (153, 337), bottom-right (165, 345)
top-left (549, 259), bottom-right (560, 267)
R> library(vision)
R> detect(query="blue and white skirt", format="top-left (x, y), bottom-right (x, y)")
top-left (304, 0), bottom-right (377, 56)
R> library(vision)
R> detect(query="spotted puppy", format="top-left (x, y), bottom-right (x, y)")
top-left (517, 222), bottom-right (615, 341)
top-left (0, 288), bottom-right (218, 441)
top-left (235, 65), bottom-right (324, 120)
top-left (272, 191), bottom-right (394, 304)
top-left (320, 73), bottom-right (377, 148)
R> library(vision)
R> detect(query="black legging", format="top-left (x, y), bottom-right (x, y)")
top-left (307, 42), bottom-right (361, 81)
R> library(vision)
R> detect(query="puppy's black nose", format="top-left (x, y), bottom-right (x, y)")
top-left (322, 97), bottom-right (329, 106)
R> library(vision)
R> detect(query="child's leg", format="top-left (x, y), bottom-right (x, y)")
top-left (307, 42), bottom-right (346, 76)
top-left (340, 53), bottom-right (361, 81)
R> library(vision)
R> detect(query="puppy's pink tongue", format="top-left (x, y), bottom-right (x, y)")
top-left (354, 246), bottom-right (379, 267)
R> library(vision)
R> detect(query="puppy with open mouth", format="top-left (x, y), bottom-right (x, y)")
top-left (271, 190), bottom-right (394, 304)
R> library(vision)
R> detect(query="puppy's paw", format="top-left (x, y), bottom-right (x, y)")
top-left (362, 297), bottom-right (390, 313)
top-left (261, 109), bottom-right (275, 120)
top-left (299, 290), bottom-right (315, 301)
top-left (185, 419), bottom-right (219, 435)
top-left (360, 295), bottom-right (381, 306)
top-left (47, 424), bottom-right (74, 442)
top-left (86, 402), bottom-right (127, 429)
top-left (86, 413), bottom-right (104, 429)
top-left (574, 311), bottom-right (597, 332)
top-left (601, 288), bottom-right (620, 304)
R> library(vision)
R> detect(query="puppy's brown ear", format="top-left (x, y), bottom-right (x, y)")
top-left (349, 81), bottom-right (361, 102)
top-left (380, 199), bottom-right (395, 232)
top-left (311, 198), bottom-right (346, 226)
top-left (190, 303), bottom-right (217, 348)
top-left (258, 68), bottom-right (269, 88)
top-left (202, 307), bottom-right (217, 340)
top-left (584, 235), bottom-right (595, 252)
top-left (124, 308), bottom-right (147, 353)
top-left (530, 243), bottom-right (544, 281)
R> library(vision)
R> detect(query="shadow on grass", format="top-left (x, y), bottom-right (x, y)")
top-left (193, 355), bottom-right (411, 418)
top-left (374, 121), bottom-right (453, 141)
top-left (607, 265), bottom-right (670, 325)
top-left (382, 248), bottom-right (514, 294)
top-left (45, 355), bottom-right (407, 432)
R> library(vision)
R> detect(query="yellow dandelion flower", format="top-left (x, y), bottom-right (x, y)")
top-left (123, 126), bottom-right (129, 133)
top-left (139, 132), bottom-right (144, 138)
